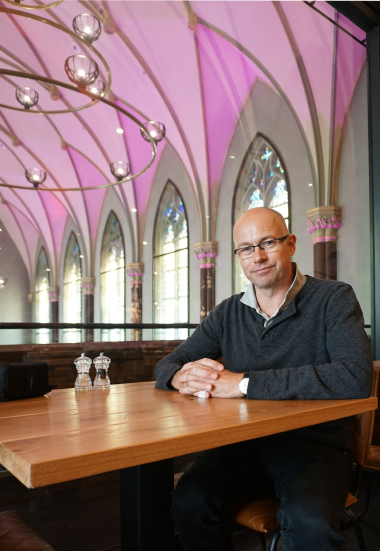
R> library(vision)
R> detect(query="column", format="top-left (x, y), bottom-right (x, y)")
top-left (307, 206), bottom-right (342, 280)
top-left (194, 242), bottom-right (218, 322)
top-left (126, 263), bottom-right (144, 341)
top-left (81, 277), bottom-right (95, 342)
top-left (48, 286), bottom-right (59, 343)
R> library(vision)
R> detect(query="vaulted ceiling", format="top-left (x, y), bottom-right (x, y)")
top-left (0, 1), bottom-right (366, 285)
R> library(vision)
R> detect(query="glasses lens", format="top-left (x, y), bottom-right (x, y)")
top-left (261, 240), bottom-right (277, 251)
top-left (239, 247), bottom-right (253, 258)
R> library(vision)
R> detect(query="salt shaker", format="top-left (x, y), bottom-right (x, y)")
top-left (93, 352), bottom-right (111, 389)
top-left (74, 353), bottom-right (92, 391)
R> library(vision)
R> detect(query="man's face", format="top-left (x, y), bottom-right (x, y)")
top-left (233, 209), bottom-right (296, 290)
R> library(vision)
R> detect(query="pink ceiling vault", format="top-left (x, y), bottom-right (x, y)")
top-left (0, 0), bottom-right (365, 289)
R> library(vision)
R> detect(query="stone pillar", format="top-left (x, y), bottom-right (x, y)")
top-left (126, 263), bottom-right (144, 341)
top-left (194, 242), bottom-right (218, 322)
top-left (81, 277), bottom-right (95, 342)
top-left (307, 206), bottom-right (342, 281)
top-left (48, 286), bottom-right (59, 343)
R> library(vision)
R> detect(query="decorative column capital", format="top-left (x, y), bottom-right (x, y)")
top-left (307, 206), bottom-right (342, 244)
top-left (48, 286), bottom-right (59, 302)
top-left (126, 263), bottom-right (144, 284)
top-left (81, 277), bottom-right (96, 295)
top-left (194, 241), bottom-right (218, 268)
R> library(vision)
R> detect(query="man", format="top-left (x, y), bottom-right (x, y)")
top-left (155, 207), bottom-right (373, 551)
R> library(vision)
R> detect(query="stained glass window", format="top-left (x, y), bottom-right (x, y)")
top-left (35, 247), bottom-right (50, 344)
top-left (153, 182), bottom-right (188, 340)
top-left (233, 135), bottom-right (290, 294)
top-left (100, 212), bottom-right (125, 341)
top-left (63, 233), bottom-right (82, 343)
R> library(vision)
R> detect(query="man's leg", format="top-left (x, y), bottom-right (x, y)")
top-left (172, 441), bottom-right (272, 551)
top-left (264, 437), bottom-right (353, 551)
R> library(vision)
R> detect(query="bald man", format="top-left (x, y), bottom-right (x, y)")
top-left (155, 207), bottom-right (373, 551)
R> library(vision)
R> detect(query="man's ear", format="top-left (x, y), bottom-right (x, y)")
top-left (288, 234), bottom-right (297, 256)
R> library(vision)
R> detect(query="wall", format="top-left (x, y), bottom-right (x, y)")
top-left (337, 67), bottom-right (371, 324)
top-left (215, 79), bottom-right (315, 304)
top-left (0, 220), bottom-right (32, 344)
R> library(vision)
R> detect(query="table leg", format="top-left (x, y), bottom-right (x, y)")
top-left (120, 458), bottom-right (175, 551)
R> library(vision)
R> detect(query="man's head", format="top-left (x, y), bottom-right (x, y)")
top-left (233, 207), bottom-right (296, 290)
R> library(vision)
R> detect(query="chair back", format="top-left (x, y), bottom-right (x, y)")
top-left (371, 362), bottom-right (380, 445)
top-left (351, 366), bottom-right (379, 466)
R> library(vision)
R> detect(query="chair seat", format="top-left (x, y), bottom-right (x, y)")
top-left (0, 510), bottom-right (55, 551)
top-left (231, 492), bottom-right (357, 534)
top-left (364, 445), bottom-right (380, 471)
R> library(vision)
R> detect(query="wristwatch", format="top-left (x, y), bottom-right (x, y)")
top-left (238, 372), bottom-right (250, 396)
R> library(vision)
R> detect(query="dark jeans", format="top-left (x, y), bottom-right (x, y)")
top-left (172, 435), bottom-right (352, 551)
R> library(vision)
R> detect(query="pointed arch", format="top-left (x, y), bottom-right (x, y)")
top-left (63, 232), bottom-right (82, 343)
top-left (153, 181), bottom-right (189, 340)
top-left (232, 134), bottom-right (290, 294)
top-left (35, 247), bottom-right (50, 344)
top-left (100, 211), bottom-right (125, 341)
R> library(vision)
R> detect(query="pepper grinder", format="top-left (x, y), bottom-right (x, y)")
top-left (93, 352), bottom-right (111, 389)
top-left (74, 353), bottom-right (92, 391)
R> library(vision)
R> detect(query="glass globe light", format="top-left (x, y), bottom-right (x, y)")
top-left (110, 161), bottom-right (131, 181)
top-left (86, 79), bottom-right (105, 97)
top-left (25, 168), bottom-right (47, 188)
top-left (73, 13), bottom-right (102, 43)
top-left (15, 87), bottom-right (39, 109)
top-left (64, 55), bottom-right (99, 87)
top-left (0, 277), bottom-right (7, 289)
top-left (140, 121), bottom-right (166, 144)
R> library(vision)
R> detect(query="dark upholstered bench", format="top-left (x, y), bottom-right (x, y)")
top-left (0, 510), bottom-right (55, 551)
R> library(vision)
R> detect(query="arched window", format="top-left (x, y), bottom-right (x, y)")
top-left (153, 182), bottom-right (188, 340)
top-left (63, 233), bottom-right (82, 343)
top-left (35, 247), bottom-right (50, 343)
top-left (100, 212), bottom-right (125, 341)
top-left (233, 135), bottom-right (290, 294)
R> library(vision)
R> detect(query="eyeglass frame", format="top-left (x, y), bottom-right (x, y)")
top-left (234, 234), bottom-right (290, 258)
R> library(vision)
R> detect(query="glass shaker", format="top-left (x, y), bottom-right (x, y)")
top-left (74, 353), bottom-right (93, 391)
top-left (93, 352), bottom-right (111, 389)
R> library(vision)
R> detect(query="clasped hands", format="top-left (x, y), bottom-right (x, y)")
top-left (171, 358), bottom-right (244, 398)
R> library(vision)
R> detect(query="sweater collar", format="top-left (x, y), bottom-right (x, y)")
top-left (240, 262), bottom-right (307, 325)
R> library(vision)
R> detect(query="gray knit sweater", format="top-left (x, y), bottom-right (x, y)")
top-left (155, 276), bottom-right (373, 451)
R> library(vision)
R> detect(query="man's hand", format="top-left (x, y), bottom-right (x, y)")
top-left (171, 358), bottom-right (244, 399)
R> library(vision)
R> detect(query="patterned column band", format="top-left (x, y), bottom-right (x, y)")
top-left (80, 277), bottom-right (96, 295)
top-left (126, 263), bottom-right (144, 284)
top-left (306, 206), bottom-right (342, 244)
top-left (48, 286), bottom-right (59, 302)
top-left (194, 241), bottom-right (218, 267)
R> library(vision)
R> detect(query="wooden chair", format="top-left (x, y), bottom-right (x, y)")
top-left (231, 368), bottom-right (380, 551)
top-left (0, 510), bottom-right (56, 551)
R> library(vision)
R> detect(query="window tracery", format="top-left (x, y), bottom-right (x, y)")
top-left (63, 233), bottom-right (82, 343)
top-left (35, 247), bottom-right (50, 344)
top-left (233, 135), bottom-right (290, 294)
top-left (153, 182), bottom-right (188, 340)
top-left (100, 212), bottom-right (125, 341)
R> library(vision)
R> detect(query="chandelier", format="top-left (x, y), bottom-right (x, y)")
top-left (87, 79), bottom-right (105, 97)
top-left (73, 14), bottom-right (102, 43)
top-left (141, 121), bottom-right (166, 144)
top-left (15, 87), bottom-right (39, 109)
top-left (25, 169), bottom-right (47, 188)
top-left (110, 162), bottom-right (131, 181)
top-left (0, 71), bottom-right (158, 191)
top-left (65, 55), bottom-right (99, 87)
top-left (0, 7), bottom-right (111, 115)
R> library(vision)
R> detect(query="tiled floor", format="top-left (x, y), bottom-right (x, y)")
top-left (0, 467), bottom-right (379, 550)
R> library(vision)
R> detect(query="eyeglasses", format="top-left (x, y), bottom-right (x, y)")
top-left (234, 235), bottom-right (289, 259)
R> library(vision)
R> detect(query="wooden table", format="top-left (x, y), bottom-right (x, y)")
top-left (0, 382), bottom-right (377, 550)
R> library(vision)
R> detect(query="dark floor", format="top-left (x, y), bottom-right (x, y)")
top-left (0, 467), bottom-right (380, 550)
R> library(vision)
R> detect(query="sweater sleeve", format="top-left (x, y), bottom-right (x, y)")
top-left (248, 284), bottom-right (373, 400)
top-left (154, 301), bottom-right (224, 390)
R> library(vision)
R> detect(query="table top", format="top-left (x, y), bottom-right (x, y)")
top-left (0, 382), bottom-right (377, 489)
